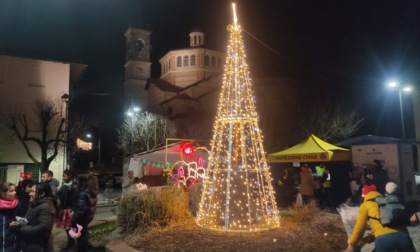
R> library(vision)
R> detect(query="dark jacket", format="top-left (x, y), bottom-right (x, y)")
top-left (47, 178), bottom-right (60, 199)
top-left (16, 196), bottom-right (56, 252)
top-left (369, 167), bottom-right (389, 195)
top-left (16, 186), bottom-right (30, 217)
top-left (72, 187), bottom-right (97, 227)
top-left (57, 182), bottom-right (77, 209)
top-left (0, 200), bottom-right (19, 252)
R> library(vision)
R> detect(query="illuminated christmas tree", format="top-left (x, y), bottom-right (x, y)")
top-left (196, 3), bottom-right (280, 232)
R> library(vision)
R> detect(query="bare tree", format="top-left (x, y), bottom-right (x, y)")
top-left (300, 102), bottom-right (364, 144)
top-left (1, 98), bottom-right (84, 171)
top-left (116, 111), bottom-right (176, 156)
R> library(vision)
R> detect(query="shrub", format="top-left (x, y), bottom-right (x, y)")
top-left (188, 182), bottom-right (203, 216)
top-left (89, 220), bottom-right (116, 241)
top-left (288, 200), bottom-right (320, 223)
top-left (116, 186), bottom-right (190, 236)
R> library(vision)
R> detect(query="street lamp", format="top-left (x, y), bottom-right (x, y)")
top-left (388, 81), bottom-right (412, 139)
top-left (86, 132), bottom-right (101, 166)
top-left (61, 94), bottom-right (70, 170)
top-left (126, 105), bottom-right (141, 153)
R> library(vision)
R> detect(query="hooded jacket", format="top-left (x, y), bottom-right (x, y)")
top-left (348, 191), bottom-right (399, 246)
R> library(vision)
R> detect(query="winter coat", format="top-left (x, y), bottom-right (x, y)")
top-left (348, 191), bottom-right (401, 246)
top-left (299, 168), bottom-right (314, 196)
top-left (366, 166), bottom-right (388, 195)
top-left (0, 199), bottom-right (19, 252)
top-left (57, 182), bottom-right (77, 209)
top-left (15, 187), bottom-right (30, 217)
top-left (47, 178), bottom-right (60, 199)
top-left (16, 196), bottom-right (56, 252)
top-left (71, 187), bottom-right (97, 227)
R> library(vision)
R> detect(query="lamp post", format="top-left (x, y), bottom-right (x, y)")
top-left (61, 93), bottom-right (70, 170)
top-left (126, 104), bottom-right (141, 153)
top-left (388, 81), bottom-right (412, 139)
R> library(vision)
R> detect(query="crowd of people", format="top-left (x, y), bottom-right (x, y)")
top-left (277, 159), bottom-right (420, 251)
top-left (278, 163), bottom-right (335, 209)
top-left (346, 160), bottom-right (420, 252)
top-left (0, 169), bottom-right (99, 252)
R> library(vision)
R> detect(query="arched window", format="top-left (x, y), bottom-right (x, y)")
top-left (217, 57), bottom-right (222, 68)
top-left (163, 63), bottom-right (166, 74)
top-left (168, 60), bottom-right (171, 70)
top-left (183, 56), bottom-right (189, 66)
top-left (199, 36), bottom-right (201, 45)
top-left (177, 56), bottom-right (182, 67)
top-left (194, 36), bottom-right (197, 45)
top-left (190, 55), bottom-right (196, 66)
top-left (204, 55), bottom-right (210, 66)
top-left (211, 56), bottom-right (216, 67)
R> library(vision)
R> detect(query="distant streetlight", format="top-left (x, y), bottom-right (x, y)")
top-left (126, 104), bottom-right (141, 152)
top-left (387, 81), bottom-right (412, 139)
top-left (85, 132), bottom-right (101, 166)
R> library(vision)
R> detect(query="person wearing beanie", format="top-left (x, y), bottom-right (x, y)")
top-left (384, 182), bottom-right (404, 203)
top-left (347, 185), bottom-right (415, 252)
top-left (385, 182), bottom-right (398, 195)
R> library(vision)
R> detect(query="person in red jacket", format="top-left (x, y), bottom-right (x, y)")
top-left (347, 184), bottom-right (415, 252)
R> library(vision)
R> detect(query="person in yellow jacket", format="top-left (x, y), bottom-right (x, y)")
top-left (347, 184), bottom-right (415, 252)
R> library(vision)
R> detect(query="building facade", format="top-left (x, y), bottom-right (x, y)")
top-left (0, 55), bottom-right (86, 184)
top-left (124, 27), bottom-right (304, 152)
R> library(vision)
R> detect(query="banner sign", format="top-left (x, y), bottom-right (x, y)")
top-left (267, 152), bottom-right (329, 163)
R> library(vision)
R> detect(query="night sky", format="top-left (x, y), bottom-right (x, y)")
top-left (2, 0), bottom-right (420, 142)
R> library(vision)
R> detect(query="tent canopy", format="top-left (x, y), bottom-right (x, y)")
top-left (267, 134), bottom-right (350, 163)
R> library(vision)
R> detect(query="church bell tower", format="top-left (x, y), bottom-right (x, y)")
top-left (124, 27), bottom-right (152, 111)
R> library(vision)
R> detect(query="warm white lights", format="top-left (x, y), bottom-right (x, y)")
top-left (195, 4), bottom-right (280, 232)
top-left (76, 138), bottom-right (92, 151)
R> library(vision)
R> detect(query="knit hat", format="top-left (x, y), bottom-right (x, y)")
top-left (362, 184), bottom-right (377, 197)
top-left (385, 182), bottom-right (398, 195)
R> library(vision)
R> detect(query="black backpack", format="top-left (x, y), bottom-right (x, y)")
top-left (368, 195), bottom-right (410, 228)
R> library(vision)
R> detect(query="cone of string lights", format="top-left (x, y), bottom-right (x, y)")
top-left (195, 3), bottom-right (280, 232)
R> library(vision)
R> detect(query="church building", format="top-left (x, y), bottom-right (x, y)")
top-left (123, 26), bottom-right (304, 153)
